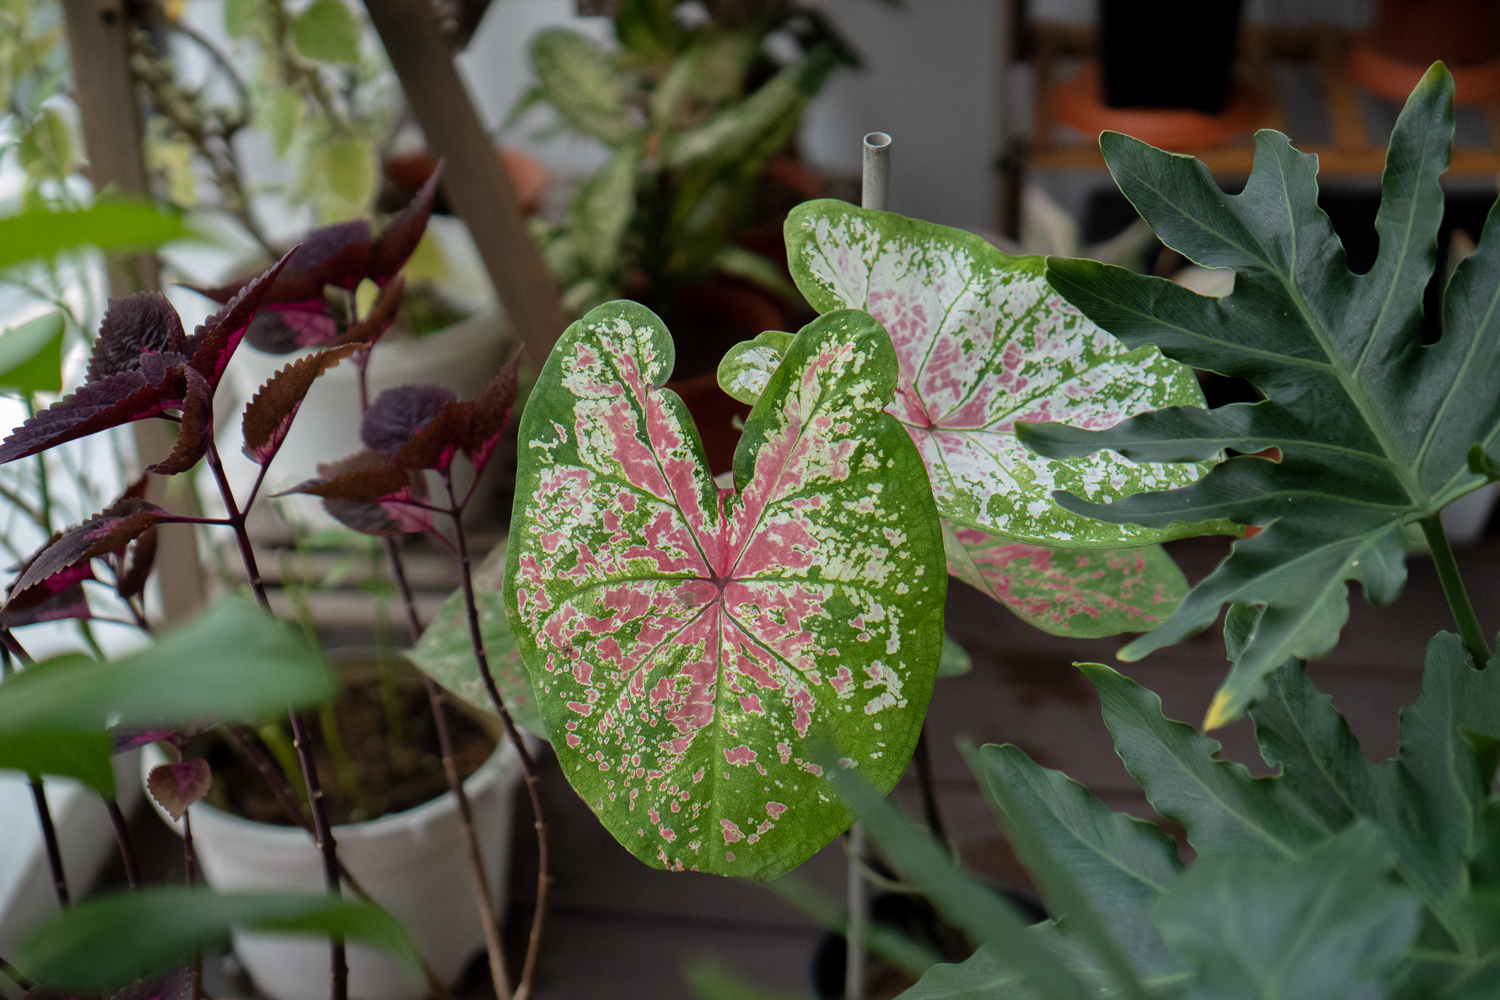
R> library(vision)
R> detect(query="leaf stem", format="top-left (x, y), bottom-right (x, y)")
top-left (1419, 515), bottom-right (1491, 668)
top-left (204, 438), bottom-right (348, 999)
top-left (443, 473), bottom-right (550, 1000)
top-left (0, 954), bottom-right (35, 990)
top-left (3, 637), bottom-right (70, 908)
top-left (105, 798), bottom-right (142, 889)
top-left (185, 809), bottom-right (204, 1000)
top-left (385, 535), bottom-right (513, 999)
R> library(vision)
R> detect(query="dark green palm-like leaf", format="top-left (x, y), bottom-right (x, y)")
top-left (1155, 822), bottom-right (1419, 1000)
top-left (1018, 65), bottom-right (1495, 725)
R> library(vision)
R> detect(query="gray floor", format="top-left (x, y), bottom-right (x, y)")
top-left (108, 531), bottom-right (1472, 998)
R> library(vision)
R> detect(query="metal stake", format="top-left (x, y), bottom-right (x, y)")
top-left (862, 132), bottom-right (892, 211)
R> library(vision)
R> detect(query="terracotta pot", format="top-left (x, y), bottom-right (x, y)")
top-left (382, 147), bottom-right (547, 216)
top-left (1351, 0), bottom-right (1500, 105)
top-left (1052, 61), bottom-right (1263, 152)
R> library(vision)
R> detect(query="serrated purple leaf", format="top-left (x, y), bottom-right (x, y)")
top-left (146, 367), bottom-right (214, 475)
top-left (361, 384), bottom-right (457, 454)
top-left (0, 364), bottom-right (184, 465)
top-left (244, 305), bottom-right (343, 354)
top-left (87, 292), bottom-right (186, 381)
top-left (368, 167), bottom-right (440, 285)
top-left (183, 249), bottom-right (295, 387)
top-left (13, 498), bottom-right (169, 595)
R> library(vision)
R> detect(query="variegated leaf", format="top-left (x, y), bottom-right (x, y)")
top-left (506, 301), bottom-right (946, 878)
top-left (943, 522), bottom-right (1186, 638)
top-left (718, 330), bottom-right (794, 406)
top-left (409, 544), bottom-right (545, 739)
top-left (785, 199), bottom-right (1227, 547)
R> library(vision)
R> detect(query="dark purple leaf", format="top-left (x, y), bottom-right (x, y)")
top-left (333, 273), bottom-right (405, 349)
top-left (1, 559), bottom-right (93, 628)
top-left (461, 356), bottom-right (520, 473)
top-left (87, 292), bottom-right (186, 382)
top-left (361, 383), bottom-right (457, 454)
top-left (111, 725), bottom-right (196, 755)
top-left (0, 361), bottom-right (186, 465)
top-left (282, 450), bottom-right (433, 536)
top-left (368, 167), bottom-right (441, 285)
top-left (116, 523), bottom-right (157, 600)
top-left (13, 498), bottom-right (169, 596)
top-left (146, 367), bottom-right (213, 475)
top-left (147, 759), bottom-right (212, 820)
top-left (25, 968), bottom-right (191, 1000)
top-left (241, 343), bottom-right (362, 465)
top-left (182, 249), bottom-right (296, 388)
top-left (293, 219), bottom-right (374, 290)
top-left (244, 305), bottom-right (344, 355)
top-left (388, 360), bottom-right (521, 473)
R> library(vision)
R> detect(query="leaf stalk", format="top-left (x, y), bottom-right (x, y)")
top-left (1419, 515), bottom-right (1491, 668)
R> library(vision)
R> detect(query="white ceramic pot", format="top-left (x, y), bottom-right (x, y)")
top-left (213, 307), bottom-right (509, 532)
top-left (143, 740), bottom-right (522, 1000)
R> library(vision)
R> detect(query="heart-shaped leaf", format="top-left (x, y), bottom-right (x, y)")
top-left (784, 199), bottom-right (1220, 548)
top-left (1019, 66), bottom-right (1489, 725)
top-left (408, 544), bottom-right (545, 738)
top-left (943, 522), bottom-right (1186, 637)
top-left (717, 330), bottom-right (793, 406)
top-left (146, 759), bottom-right (212, 820)
top-left (506, 301), bottom-right (945, 878)
top-left (241, 343), bottom-right (363, 465)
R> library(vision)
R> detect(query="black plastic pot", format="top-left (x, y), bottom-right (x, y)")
top-left (810, 886), bottom-right (1047, 999)
top-left (1099, 0), bottom-right (1245, 115)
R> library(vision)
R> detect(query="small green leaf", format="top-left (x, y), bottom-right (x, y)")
top-left (976, 742), bottom-right (1183, 978)
top-left (17, 105), bottom-right (77, 178)
top-left (569, 141), bottom-right (639, 276)
top-left (529, 28), bottom-right (637, 146)
top-left (938, 633), bottom-right (971, 678)
top-left (1081, 662), bottom-right (1332, 859)
top-left (265, 87), bottom-right (304, 159)
top-left (0, 731), bottom-right (114, 795)
top-left (321, 134), bottom-right (377, 208)
top-left (15, 887), bottom-right (421, 991)
top-left (292, 0), bottom-right (361, 64)
top-left (0, 597), bottom-right (334, 737)
top-left (666, 48), bottom-right (834, 170)
top-left (684, 959), bottom-right (812, 1000)
top-left (0, 310), bottom-right (64, 394)
top-left (716, 330), bottom-right (793, 406)
top-left (1155, 822), bottom-right (1419, 1000)
top-left (224, 0), bottom-right (258, 37)
top-left (409, 543), bottom-right (545, 739)
top-left (0, 201), bottom-right (187, 273)
top-left (944, 521), bottom-right (1186, 638)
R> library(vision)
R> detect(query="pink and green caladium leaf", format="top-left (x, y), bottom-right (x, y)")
top-left (942, 522), bottom-right (1186, 638)
top-left (507, 300), bottom-right (946, 878)
top-left (784, 199), bottom-right (1228, 548)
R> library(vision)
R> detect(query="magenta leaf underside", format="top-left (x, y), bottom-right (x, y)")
top-left (506, 301), bottom-right (945, 879)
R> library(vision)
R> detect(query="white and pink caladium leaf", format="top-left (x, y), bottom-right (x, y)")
top-left (784, 199), bottom-right (1230, 548)
top-left (506, 300), bottom-right (946, 879)
top-left (942, 521), bottom-right (1186, 638)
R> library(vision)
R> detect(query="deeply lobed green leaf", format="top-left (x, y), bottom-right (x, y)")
top-left (1019, 64), bottom-right (1500, 724)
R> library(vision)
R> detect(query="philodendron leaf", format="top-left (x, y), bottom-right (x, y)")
top-left (529, 29), bottom-right (638, 147)
top-left (1155, 822), bottom-right (1419, 1000)
top-left (506, 301), bottom-right (946, 878)
top-left (15, 887), bottom-right (420, 991)
top-left (0, 311), bottom-right (65, 394)
top-left (943, 522), bottom-right (1185, 637)
top-left (1018, 66), bottom-right (1500, 725)
top-left (1082, 662), bottom-right (1333, 860)
top-left (977, 743), bottom-right (1183, 978)
top-left (784, 198), bottom-right (1221, 548)
top-left (410, 543), bottom-right (545, 739)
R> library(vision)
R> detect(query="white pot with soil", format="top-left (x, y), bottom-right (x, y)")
top-left (142, 657), bottom-right (522, 999)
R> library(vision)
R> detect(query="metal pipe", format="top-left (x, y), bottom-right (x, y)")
top-left (862, 132), bottom-right (892, 212)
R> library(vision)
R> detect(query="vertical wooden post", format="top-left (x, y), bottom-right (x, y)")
top-left (62, 0), bottom-right (206, 624)
top-left (362, 0), bottom-right (569, 366)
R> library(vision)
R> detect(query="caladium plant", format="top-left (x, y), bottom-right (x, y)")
top-left (1018, 64), bottom-right (1500, 726)
top-left (506, 300), bottom-right (946, 878)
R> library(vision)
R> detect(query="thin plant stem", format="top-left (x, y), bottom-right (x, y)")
top-left (185, 809), bottom-right (204, 1000)
top-left (203, 439), bottom-right (348, 1000)
top-left (912, 727), bottom-right (947, 849)
top-left (385, 535), bottom-right (513, 999)
top-left (443, 473), bottom-right (549, 1000)
top-left (1420, 515), bottom-right (1492, 668)
top-left (3, 637), bottom-right (70, 908)
top-left (0, 955), bottom-right (35, 990)
top-left (845, 823), bottom-right (868, 1000)
top-left (105, 799), bottom-right (142, 889)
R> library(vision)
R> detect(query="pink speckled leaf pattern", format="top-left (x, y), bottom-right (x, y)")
top-left (506, 301), bottom-right (945, 878)
top-left (786, 200), bottom-right (1219, 547)
top-left (942, 521), bottom-right (1186, 638)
